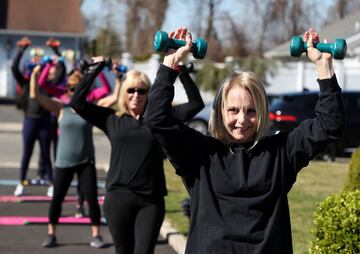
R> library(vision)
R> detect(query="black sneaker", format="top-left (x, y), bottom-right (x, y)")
top-left (42, 234), bottom-right (57, 248)
top-left (90, 235), bottom-right (106, 248)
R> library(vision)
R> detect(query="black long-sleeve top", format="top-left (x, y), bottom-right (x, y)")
top-left (172, 65), bottom-right (205, 121)
top-left (11, 48), bottom-right (47, 117)
top-left (145, 64), bottom-right (345, 254)
top-left (70, 68), bottom-right (204, 197)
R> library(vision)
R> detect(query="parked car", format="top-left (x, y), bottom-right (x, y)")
top-left (187, 91), bottom-right (360, 161)
top-left (268, 91), bottom-right (360, 161)
top-left (187, 102), bottom-right (212, 135)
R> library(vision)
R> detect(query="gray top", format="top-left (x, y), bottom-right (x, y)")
top-left (55, 106), bottom-right (95, 168)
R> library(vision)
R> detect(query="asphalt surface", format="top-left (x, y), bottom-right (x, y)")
top-left (0, 102), bottom-right (177, 254)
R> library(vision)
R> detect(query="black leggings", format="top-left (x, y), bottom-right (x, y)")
top-left (49, 162), bottom-right (101, 225)
top-left (20, 115), bottom-right (53, 182)
top-left (103, 190), bottom-right (165, 254)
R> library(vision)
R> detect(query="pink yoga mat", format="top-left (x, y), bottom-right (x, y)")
top-left (0, 216), bottom-right (107, 225)
top-left (0, 195), bottom-right (104, 204)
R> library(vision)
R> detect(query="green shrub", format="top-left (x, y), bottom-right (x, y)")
top-left (309, 190), bottom-right (360, 254)
top-left (195, 61), bottom-right (231, 92)
top-left (344, 147), bottom-right (360, 191)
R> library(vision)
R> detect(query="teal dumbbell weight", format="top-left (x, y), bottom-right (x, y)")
top-left (290, 36), bottom-right (347, 60)
top-left (153, 31), bottom-right (208, 59)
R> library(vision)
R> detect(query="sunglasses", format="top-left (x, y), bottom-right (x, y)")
top-left (127, 87), bottom-right (148, 95)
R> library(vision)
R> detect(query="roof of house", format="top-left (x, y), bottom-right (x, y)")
top-left (264, 10), bottom-right (360, 58)
top-left (5, 0), bottom-right (84, 34)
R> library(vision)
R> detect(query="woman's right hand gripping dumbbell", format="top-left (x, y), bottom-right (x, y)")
top-left (163, 27), bottom-right (193, 70)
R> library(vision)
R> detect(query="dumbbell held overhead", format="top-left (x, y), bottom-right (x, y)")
top-left (153, 31), bottom-right (208, 59)
top-left (290, 36), bottom-right (347, 60)
top-left (80, 57), bottom-right (113, 73)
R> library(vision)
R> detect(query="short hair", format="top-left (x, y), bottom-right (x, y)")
top-left (116, 70), bottom-right (151, 116)
top-left (209, 71), bottom-right (270, 148)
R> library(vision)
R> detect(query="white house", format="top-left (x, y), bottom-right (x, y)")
top-left (264, 11), bottom-right (360, 94)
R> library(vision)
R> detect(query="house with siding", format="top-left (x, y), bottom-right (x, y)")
top-left (0, 0), bottom-right (86, 98)
top-left (264, 11), bottom-right (360, 94)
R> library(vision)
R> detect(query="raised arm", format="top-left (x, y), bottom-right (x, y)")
top-left (172, 64), bottom-right (204, 122)
top-left (97, 77), bottom-right (122, 107)
top-left (11, 47), bottom-right (28, 87)
top-left (29, 65), bottom-right (63, 117)
top-left (285, 29), bottom-right (345, 172)
top-left (86, 71), bottom-right (111, 102)
top-left (146, 28), bottom-right (209, 175)
top-left (70, 59), bottom-right (114, 131)
top-left (37, 62), bottom-right (66, 97)
top-left (47, 38), bottom-right (62, 57)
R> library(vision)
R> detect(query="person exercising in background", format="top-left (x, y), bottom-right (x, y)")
top-left (30, 64), bottom-right (106, 249)
top-left (11, 37), bottom-right (54, 197)
top-left (38, 56), bottom-right (112, 218)
top-left (70, 55), bottom-right (204, 254)
top-left (37, 38), bottom-right (66, 181)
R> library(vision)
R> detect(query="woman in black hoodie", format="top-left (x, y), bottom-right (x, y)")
top-left (145, 27), bottom-right (345, 254)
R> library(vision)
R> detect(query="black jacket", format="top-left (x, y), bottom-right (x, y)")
top-left (145, 64), bottom-right (345, 254)
top-left (70, 66), bottom-right (204, 198)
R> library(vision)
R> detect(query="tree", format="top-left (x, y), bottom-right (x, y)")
top-left (324, 0), bottom-right (360, 24)
top-left (191, 0), bottom-right (225, 61)
top-left (120, 0), bottom-right (169, 58)
top-left (240, 0), bottom-right (327, 56)
top-left (222, 13), bottom-right (248, 58)
top-left (94, 28), bottom-right (122, 57)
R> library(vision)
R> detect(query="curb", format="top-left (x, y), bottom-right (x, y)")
top-left (160, 220), bottom-right (187, 254)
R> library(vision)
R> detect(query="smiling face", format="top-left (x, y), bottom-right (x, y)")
top-left (117, 70), bottom-right (151, 118)
top-left (125, 84), bottom-right (148, 116)
top-left (222, 86), bottom-right (258, 143)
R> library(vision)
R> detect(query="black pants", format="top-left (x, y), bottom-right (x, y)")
top-left (103, 189), bottom-right (165, 254)
top-left (20, 115), bottom-right (53, 182)
top-left (49, 162), bottom-right (101, 225)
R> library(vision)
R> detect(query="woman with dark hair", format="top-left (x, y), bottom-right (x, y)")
top-left (11, 37), bottom-right (54, 197)
top-left (29, 65), bottom-right (105, 249)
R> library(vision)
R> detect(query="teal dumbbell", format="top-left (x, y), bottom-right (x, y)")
top-left (153, 31), bottom-right (208, 59)
top-left (290, 36), bottom-right (347, 60)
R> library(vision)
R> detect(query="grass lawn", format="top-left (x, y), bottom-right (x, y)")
top-left (163, 160), bottom-right (348, 253)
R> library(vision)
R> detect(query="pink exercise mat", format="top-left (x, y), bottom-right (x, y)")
top-left (0, 216), bottom-right (107, 225)
top-left (0, 195), bottom-right (104, 204)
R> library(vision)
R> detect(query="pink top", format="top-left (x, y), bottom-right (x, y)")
top-left (38, 63), bottom-right (111, 103)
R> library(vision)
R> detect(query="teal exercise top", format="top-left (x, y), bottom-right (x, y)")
top-left (55, 106), bottom-right (95, 168)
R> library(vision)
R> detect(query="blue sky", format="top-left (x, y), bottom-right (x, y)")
top-left (81, 0), bottom-right (242, 35)
top-left (81, 0), bottom-right (334, 40)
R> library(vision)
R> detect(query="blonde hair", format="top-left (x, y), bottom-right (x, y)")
top-left (209, 71), bottom-right (270, 148)
top-left (116, 70), bottom-right (151, 116)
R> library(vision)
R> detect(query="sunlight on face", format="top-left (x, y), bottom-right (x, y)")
top-left (126, 83), bottom-right (148, 116)
top-left (222, 86), bottom-right (258, 143)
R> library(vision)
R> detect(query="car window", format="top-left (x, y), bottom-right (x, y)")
top-left (270, 93), bottom-right (318, 109)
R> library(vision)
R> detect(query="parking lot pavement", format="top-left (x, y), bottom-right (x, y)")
top-left (0, 166), bottom-right (176, 254)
